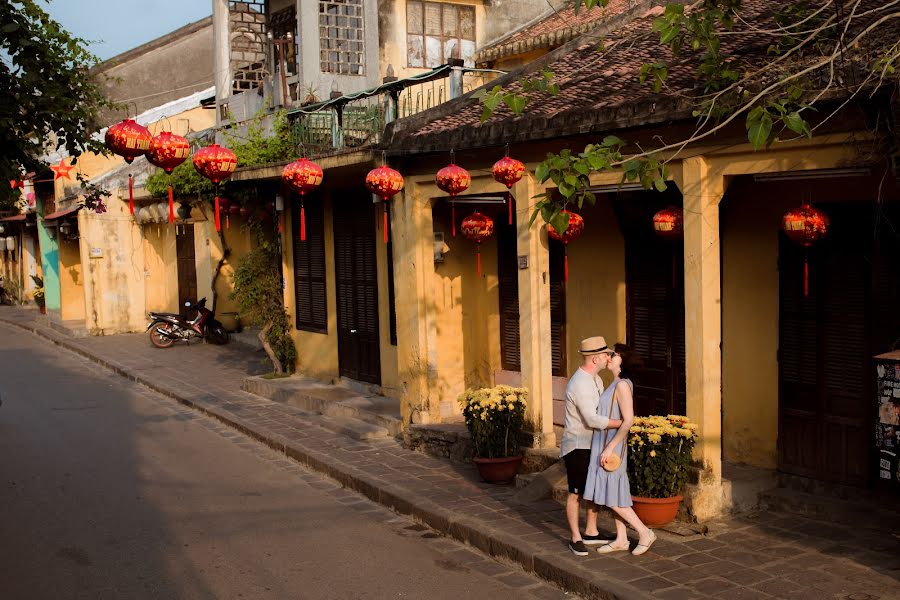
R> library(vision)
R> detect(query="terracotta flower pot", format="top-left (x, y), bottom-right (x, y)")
top-left (632, 495), bottom-right (683, 528)
top-left (473, 455), bottom-right (523, 484)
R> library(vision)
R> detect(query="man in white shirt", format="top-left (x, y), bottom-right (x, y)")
top-left (561, 336), bottom-right (622, 556)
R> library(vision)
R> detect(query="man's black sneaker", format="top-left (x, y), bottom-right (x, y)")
top-left (568, 540), bottom-right (589, 556)
top-left (582, 533), bottom-right (610, 545)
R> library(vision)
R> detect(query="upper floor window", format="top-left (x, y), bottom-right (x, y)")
top-left (406, 1), bottom-right (475, 68)
top-left (319, 0), bottom-right (365, 75)
top-left (271, 5), bottom-right (299, 76)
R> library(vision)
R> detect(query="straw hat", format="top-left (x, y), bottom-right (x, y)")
top-left (578, 336), bottom-right (613, 356)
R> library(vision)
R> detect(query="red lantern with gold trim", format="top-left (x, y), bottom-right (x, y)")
top-left (148, 131), bottom-right (191, 223)
top-left (652, 207), bottom-right (684, 240)
top-left (782, 203), bottom-right (828, 297)
top-left (492, 151), bottom-right (525, 225)
top-left (105, 119), bottom-right (152, 215)
top-left (192, 144), bottom-right (238, 232)
top-left (547, 210), bottom-right (585, 283)
top-left (461, 212), bottom-right (494, 277)
top-left (283, 157), bottom-right (323, 241)
top-left (366, 164), bottom-right (403, 244)
top-left (436, 156), bottom-right (470, 237)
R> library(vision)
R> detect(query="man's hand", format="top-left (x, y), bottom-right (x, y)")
top-left (608, 419), bottom-right (623, 429)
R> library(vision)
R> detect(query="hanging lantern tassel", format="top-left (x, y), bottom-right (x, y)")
top-left (383, 202), bottom-right (389, 244)
top-left (672, 253), bottom-right (677, 289)
top-left (477, 245), bottom-right (482, 277)
top-left (167, 183), bottom-right (175, 224)
top-left (803, 255), bottom-right (809, 298)
top-left (128, 174), bottom-right (135, 215)
top-left (214, 185), bottom-right (221, 232)
top-left (452, 203), bottom-right (456, 237)
top-left (300, 197), bottom-right (306, 241)
top-left (508, 191), bottom-right (514, 226)
top-left (564, 246), bottom-right (569, 283)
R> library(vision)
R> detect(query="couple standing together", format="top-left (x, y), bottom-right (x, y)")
top-left (561, 336), bottom-right (656, 557)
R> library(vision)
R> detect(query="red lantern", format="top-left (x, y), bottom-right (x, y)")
top-left (192, 144), bottom-right (237, 232)
top-left (105, 119), bottom-right (152, 215)
top-left (492, 154), bottom-right (525, 225)
top-left (148, 131), bottom-right (191, 223)
top-left (283, 158), bottom-right (324, 241)
top-left (436, 161), bottom-right (470, 237)
top-left (782, 203), bottom-right (829, 297)
top-left (547, 210), bottom-right (585, 283)
top-left (652, 207), bottom-right (684, 240)
top-left (366, 165), bottom-right (404, 244)
top-left (460, 211), bottom-right (494, 276)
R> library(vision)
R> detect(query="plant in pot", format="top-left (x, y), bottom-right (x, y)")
top-left (458, 385), bottom-right (527, 483)
top-left (31, 275), bottom-right (45, 314)
top-left (627, 414), bottom-right (698, 527)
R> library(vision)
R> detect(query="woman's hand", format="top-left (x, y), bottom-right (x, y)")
top-left (599, 449), bottom-right (613, 468)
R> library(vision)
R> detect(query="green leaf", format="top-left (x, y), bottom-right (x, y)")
top-left (558, 180), bottom-right (575, 198)
top-left (535, 162), bottom-right (550, 182)
top-left (502, 94), bottom-right (528, 114)
top-left (747, 111), bottom-right (773, 150)
top-left (602, 135), bottom-right (625, 148)
top-left (550, 211), bottom-right (570, 235)
top-left (654, 177), bottom-right (668, 192)
top-left (783, 112), bottom-right (811, 137)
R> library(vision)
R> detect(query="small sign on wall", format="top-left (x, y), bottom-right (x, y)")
top-left (89, 247), bottom-right (103, 258)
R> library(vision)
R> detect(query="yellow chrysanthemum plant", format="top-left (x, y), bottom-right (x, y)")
top-left (457, 385), bottom-right (528, 458)
top-left (627, 415), bottom-right (699, 498)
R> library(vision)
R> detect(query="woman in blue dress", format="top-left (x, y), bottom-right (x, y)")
top-left (584, 343), bottom-right (656, 555)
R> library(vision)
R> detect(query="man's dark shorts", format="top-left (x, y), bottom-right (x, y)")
top-left (563, 449), bottom-right (591, 495)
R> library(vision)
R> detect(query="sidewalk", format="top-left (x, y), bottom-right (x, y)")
top-left (2, 306), bottom-right (898, 600)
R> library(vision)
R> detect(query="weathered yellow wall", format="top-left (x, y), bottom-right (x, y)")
top-left (375, 209), bottom-right (400, 397)
top-left (57, 235), bottom-right (85, 321)
top-left (282, 198), bottom-right (340, 380)
top-left (213, 218), bottom-right (253, 318)
top-left (142, 220), bottom-right (178, 313)
top-left (564, 195), bottom-right (626, 386)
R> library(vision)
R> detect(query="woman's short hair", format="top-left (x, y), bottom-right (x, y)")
top-left (614, 343), bottom-right (644, 381)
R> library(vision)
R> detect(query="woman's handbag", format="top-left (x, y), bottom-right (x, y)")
top-left (600, 384), bottom-right (626, 472)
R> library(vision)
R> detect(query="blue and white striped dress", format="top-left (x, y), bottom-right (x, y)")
top-left (584, 378), bottom-right (633, 508)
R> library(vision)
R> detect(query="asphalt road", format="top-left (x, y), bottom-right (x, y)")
top-left (0, 326), bottom-right (568, 600)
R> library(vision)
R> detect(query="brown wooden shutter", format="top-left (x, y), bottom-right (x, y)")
top-left (292, 200), bottom-right (327, 332)
top-left (386, 215), bottom-right (397, 345)
top-left (549, 241), bottom-right (567, 377)
top-left (497, 220), bottom-right (520, 371)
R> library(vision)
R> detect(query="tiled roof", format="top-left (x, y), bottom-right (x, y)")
top-left (391, 0), bottom-right (897, 155)
top-left (475, 0), bottom-right (640, 64)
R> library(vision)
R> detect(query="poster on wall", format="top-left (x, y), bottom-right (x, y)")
top-left (875, 353), bottom-right (900, 488)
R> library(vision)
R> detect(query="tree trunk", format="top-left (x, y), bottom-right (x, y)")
top-left (258, 320), bottom-right (283, 374)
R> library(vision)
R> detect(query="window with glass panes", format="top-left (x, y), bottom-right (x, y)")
top-left (406, 1), bottom-right (475, 68)
top-left (319, 0), bottom-right (365, 75)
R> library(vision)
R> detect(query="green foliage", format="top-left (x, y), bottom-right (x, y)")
top-left (627, 415), bottom-right (698, 498)
top-left (30, 275), bottom-right (44, 307)
top-left (231, 229), bottom-right (296, 374)
top-left (0, 0), bottom-right (116, 209)
top-left (458, 386), bottom-right (528, 458)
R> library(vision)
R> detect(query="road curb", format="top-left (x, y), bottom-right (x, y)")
top-left (0, 314), bottom-right (649, 600)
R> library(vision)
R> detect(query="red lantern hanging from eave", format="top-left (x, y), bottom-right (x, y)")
top-left (492, 154), bottom-right (525, 225)
top-left (653, 206), bottom-right (684, 287)
top-left (148, 131), bottom-right (191, 223)
top-left (547, 210), bottom-right (585, 283)
top-left (460, 211), bottom-right (494, 277)
top-left (105, 119), bottom-right (152, 215)
top-left (283, 157), bottom-right (323, 241)
top-left (366, 165), bottom-right (404, 244)
top-left (436, 162), bottom-right (471, 237)
top-left (192, 144), bottom-right (238, 232)
top-left (782, 203), bottom-right (829, 297)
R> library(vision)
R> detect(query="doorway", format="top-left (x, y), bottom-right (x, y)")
top-left (176, 225), bottom-right (198, 312)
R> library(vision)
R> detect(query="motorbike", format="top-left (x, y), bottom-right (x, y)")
top-left (146, 297), bottom-right (229, 348)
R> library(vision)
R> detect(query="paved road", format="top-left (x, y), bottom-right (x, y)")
top-left (0, 325), bottom-right (570, 600)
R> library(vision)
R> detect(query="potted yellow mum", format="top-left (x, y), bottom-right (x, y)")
top-left (627, 414), bottom-right (699, 527)
top-left (457, 385), bottom-right (527, 483)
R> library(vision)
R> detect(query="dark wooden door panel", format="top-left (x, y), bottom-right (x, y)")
top-left (176, 225), bottom-right (197, 314)
top-left (334, 200), bottom-right (380, 385)
top-left (497, 220), bottom-right (520, 372)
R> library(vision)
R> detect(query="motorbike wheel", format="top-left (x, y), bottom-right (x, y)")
top-left (149, 322), bottom-right (176, 348)
top-left (207, 325), bottom-right (229, 345)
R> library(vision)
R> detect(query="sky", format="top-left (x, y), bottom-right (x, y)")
top-left (41, 0), bottom-right (212, 61)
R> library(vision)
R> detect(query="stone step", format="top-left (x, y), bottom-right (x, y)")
top-left (325, 396), bottom-right (402, 436)
top-left (759, 487), bottom-right (900, 533)
top-left (48, 319), bottom-right (88, 338)
top-left (316, 414), bottom-right (390, 441)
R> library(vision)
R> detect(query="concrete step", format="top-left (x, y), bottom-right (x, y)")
top-left (759, 487), bottom-right (900, 533)
top-left (325, 395), bottom-right (402, 436)
top-left (48, 319), bottom-right (88, 338)
top-left (317, 414), bottom-right (390, 440)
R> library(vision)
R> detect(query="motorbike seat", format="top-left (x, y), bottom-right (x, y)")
top-left (150, 312), bottom-right (183, 319)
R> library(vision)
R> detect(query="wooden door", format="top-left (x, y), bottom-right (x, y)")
top-left (549, 242), bottom-right (567, 377)
top-left (778, 205), bottom-right (872, 486)
top-left (176, 225), bottom-right (198, 313)
top-left (334, 200), bottom-right (381, 384)
top-left (616, 193), bottom-right (687, 417)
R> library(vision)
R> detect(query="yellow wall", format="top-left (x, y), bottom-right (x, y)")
top-left (376, 208), bottom-right (401, 397)
top-left (142, 219), bottom-right (178, 313)
top-left (58, 235), bottom-right (85, 321)
top-left (213, 218), bottom-right (253, 318)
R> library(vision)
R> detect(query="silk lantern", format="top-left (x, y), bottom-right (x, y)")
top-left (105, 119), bottom-right (152, 215)
top-left (148, 131), bottom-right (191, 223)
top-left (192, 144), bottom-right (237, 232)
top-left (436, 153), bottom-right (470, 237)
top-left (282, 158), bottom-right (323, 241)
top-left (460, 212), bottom-right (494, 276)
top-left (365, 164), bottom-right (404, 244)
top-left (652, 206), bottom-right (684, 286)
top-left (782, 203), bottom-right (828, 297)
top-left (492, 149), bottom-right (525, 225)
top-left (547, 210), bottom-right (585, 283)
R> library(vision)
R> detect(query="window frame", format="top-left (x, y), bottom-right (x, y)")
top-left (405, 1), bottom-right (476, 69)
top-left (318, 0), bottom-right (366, 76)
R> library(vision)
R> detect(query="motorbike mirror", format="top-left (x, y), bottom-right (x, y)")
top-left (184, 301), bottom-right (191, 307)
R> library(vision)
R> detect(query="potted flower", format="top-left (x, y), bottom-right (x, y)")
top-left (457, 385), bottom-right (528, 483)
top-left (627, 414), bottom-right (698, 527)
top-left (31, 275), bottom-right (45, 314)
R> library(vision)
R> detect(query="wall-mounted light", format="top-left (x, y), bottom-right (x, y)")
top-left (59, 222), bottom-right (71, 237)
